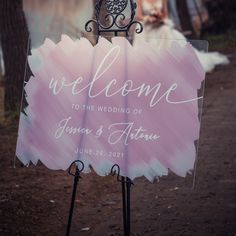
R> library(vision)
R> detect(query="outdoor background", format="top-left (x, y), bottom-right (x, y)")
top-left (0, 0), bottom-right (236, 235)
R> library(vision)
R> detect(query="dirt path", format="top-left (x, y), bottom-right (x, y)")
top-left (0, 57), bottom-right (236, 236)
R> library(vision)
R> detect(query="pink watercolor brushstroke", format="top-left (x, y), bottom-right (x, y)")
top-left (16, 35), bottom-right (205, 182)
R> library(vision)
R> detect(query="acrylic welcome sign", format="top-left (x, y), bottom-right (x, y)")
top-left (16, 35), bottom-right (207, 182)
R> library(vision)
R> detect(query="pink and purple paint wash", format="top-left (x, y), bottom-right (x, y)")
top-left (16, 36), bottom-right (205, 182)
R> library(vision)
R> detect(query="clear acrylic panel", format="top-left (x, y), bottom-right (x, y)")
top-left (15, 34), bottom-right (208, 189)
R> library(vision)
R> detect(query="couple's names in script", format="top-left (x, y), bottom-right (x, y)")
top-left (54, 117), bottom-right (160, 145)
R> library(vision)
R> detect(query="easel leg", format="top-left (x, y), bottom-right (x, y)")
top-left (66, 167), bottom-right (80, 236)
top-left (126, 178), bottom-right (131, 236)
top-left (111, 165), bottom-right (133, 236)
top-left (121, 177), bottom-right (132, 236)
top-left (66, 160), bottom-right (84, 236)
top-left (122, 177), bottom-right (127, 235)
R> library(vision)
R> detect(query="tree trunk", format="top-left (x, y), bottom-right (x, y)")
top-left (176, 0), bottom-right (196, 38)
top-left (0, 0), bottom-right (29, 114)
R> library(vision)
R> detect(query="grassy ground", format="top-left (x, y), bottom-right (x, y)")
top-left (204, 30), bottom-right (236, 52)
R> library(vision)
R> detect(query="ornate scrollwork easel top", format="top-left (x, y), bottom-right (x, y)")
top-left (85, 0), bottom-right (143, 40)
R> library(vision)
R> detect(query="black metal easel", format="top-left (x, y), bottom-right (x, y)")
top-left (110, 164), bottom-right (134, 236)
top-left (66, 1), bottom-right (143, 235)
top-left (66, 160), bottom-right (84, 236)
